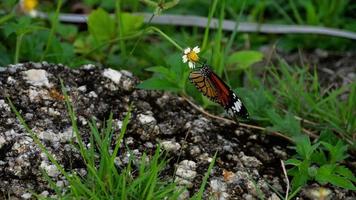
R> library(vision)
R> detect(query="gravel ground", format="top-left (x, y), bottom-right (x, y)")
top-left (0, 62), bottom-right (354, 199)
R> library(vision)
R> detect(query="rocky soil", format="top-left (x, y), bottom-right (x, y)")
top-left (0, 62), bottom-right (354, 199)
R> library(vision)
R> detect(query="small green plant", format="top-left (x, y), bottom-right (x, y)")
top-left (285, 133), bottom-right (356, 192)
top-left (7, 82), bottom-right (185, 199)
top-left (265, 59), bottom-right (355, 142)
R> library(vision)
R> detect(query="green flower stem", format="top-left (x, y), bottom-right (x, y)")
top-left (14, 34), bottom-right (24, 63)
top-left (202, 0), bottom-right (218, 50)
top-left (41, 0), bottom-right (62, 61)
top-left (147, 26), bottom-right (183, 51)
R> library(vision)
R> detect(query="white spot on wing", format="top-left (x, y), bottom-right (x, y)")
top-left (233, 99), bottom-right (242, 112)
top-left (227, 92), bottom-right (244, 116)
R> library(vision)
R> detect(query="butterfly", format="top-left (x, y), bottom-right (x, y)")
top-left (189, 64), bottom-right (249, 119)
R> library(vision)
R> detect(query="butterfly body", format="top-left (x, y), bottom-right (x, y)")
top-left (189, 65), bottom-right (249, 119)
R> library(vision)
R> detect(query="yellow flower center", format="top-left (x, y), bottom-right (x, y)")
top-left (22, 0), bottom-right (38, 12)
top-left (187, 51), bottom-right (199, 62)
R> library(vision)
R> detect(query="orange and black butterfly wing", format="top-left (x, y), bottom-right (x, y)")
top-left (189, 70), bottom-right (219, 103)
top-left (189, 65), bottom-right (249, 119)
top-left (209, 71), bottom-right (249, 119)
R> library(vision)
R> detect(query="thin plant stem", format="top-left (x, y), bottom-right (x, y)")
top-left (14, 34), bottom-right (24, 63)
top-left (280, 160), bottom-right (290, 200)
top-left (41, 0), bottom-right (62, 61)
top-left (116, 0), bottom-right (126, 57)
top-left (224, 0), bottom-right (246, 85)
top-left (147, 26), bottom-right (183, 51)
top-left (202, 0), bottom-right (219, 50)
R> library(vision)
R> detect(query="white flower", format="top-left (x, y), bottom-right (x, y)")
top-left (182, 46), bottom-right (200, 69)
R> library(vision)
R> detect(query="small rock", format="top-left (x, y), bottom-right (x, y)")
top-left (160, 140), bottom-right (181, 152)
top-left (0, 100), bottom-right (11, 112)
top-left (48, 107), bottom-right (61, 116)
top-left (268, 193), bottom-right (280, 200)
top-left (175, 160), bottom-right (197, 188)
top-left (77, 85), bottom-right (87, 92)
top-left (144, 142), bottom-right (154, 148)
top-left (239, 152), bottom-right (262, 168)
top-left (116, 120), bottom-right (123, 129)
top-left (125, 137), bottom-right (134, 145)
top-left (189, 145), bottom-right (201, 156)
top-left (177, 189), bottom-right (190, 200)
top-left (7, 76), bottom-right (16, 84)
top-left (23, 69), bottom-right (51, 87)
top-left (28, 88), bottom-right (51, 102)
top-left (56, 180), bottom-right (64, 188)
top-left (198, 153), bottom-right (213, 163)
top-left (40, 162), bottom-right (60, 178)
top-left (21, 193), bottom-right (32, 199)
top-left (243, 194), bottom-right (255, 200)
top-left (82, 64), bottom-right (96, 70)
top-left (88, 91), bottom-right (98, 98)
top-left (176, 167), bottom-right (197, 181)
top-left (175, 177), bottom-right (194, 188)
top-left (210, 179), bottom-right (229, 200)
top-left (121, 70), bottom-right (133, 77)
top-left (137, 114), bottom-right (156, 125)
top-left (0, 135), bottom-right (5, 149)
top-left (175, 160), bottom-right (197, 180)
top-left (273, 146), bottom-right (287, 159)
top-left (102, 68), bottom-right (122, 84)
top-left (122, 79), bottom-right (135, 91)
top-left (40, 190), bottom-right (50, 197)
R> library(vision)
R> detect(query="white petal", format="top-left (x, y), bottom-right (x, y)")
top-left (184, 47), bottom-right (191, 54)
top-left (29, 10), bottom-right (39, 17)
top-left (182, 55), bottom-right (188, 63)
top-left (193, 46), bottom-right (200, 53)
top-left (188, 62), bottom-right (195, 69)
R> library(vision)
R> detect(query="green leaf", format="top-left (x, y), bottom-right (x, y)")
top-left (88, 8), bottom-right (115, 43)
top-left (335, 165), bottom-right (356, 182)
top-left (321, 141), bottom-right (348, 164)
top-left (291, 170), bottom-right (309, 190)
top-left (289, 159), bottom-right (311, 190)
top-left (137, 78), bottom-right (180, 92)
top-left (328, 175), bottom-right (356, 190)
top-left (293, 135), bottom-right (320, 160)
top-left (120, 13), bottom-right (144, 36)
top-left (310, 150), bottom-right (327, 165)
top-left (318, 129), bottom-right (339, 145)
top-left (227, 50), bottom-right (263, 70)
top-left (316, 164), bottom-right (335, 184)
top-left (4, 16), bottom-right (32, 37)
top-left (285, 158), bottom-right (302, 166)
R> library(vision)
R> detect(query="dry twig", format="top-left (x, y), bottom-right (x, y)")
top-left (281, 160), bottom-right (290, 200)
top-left (181, 95), bottom-right (293, 143)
